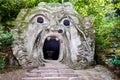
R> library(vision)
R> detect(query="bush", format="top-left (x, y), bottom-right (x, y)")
top-left (110, 17), bottom-right (120, 50)
top-left (72, 0), bottom-right (115, 50)
top-left (0, 53), bottom-right (6, 70)
top-left (0, 0), bottom-right (67, 25)
top-left (0, 24), bottom-right (13, 49)
top-left (0, 57), bottom-right (5, 70)
top-left (105, 53), bottom-right (120, 67)
top-left (0, 0), bottom-right (42, 25)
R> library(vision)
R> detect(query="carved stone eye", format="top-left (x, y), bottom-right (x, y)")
top-left (37, 17), bottom-right (44, 23)
top-left (63, 20), bottom-right (70, 26)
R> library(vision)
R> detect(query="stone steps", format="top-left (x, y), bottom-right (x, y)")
top-left (22, 77), bottom-right (87, 80)
top-left (25, 73), bottom-right (78, 77)
top-left (22, 77), bottom-right (68, 80)
top-left (22, 62), bottom-right (81, 80)
top-left (21, 62), bottom-right (114, 80)
top-left (30, 69), bottom-right (74, 73)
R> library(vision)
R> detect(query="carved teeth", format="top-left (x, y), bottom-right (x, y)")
top-left (47, 36), bottom-right (59, 41)
top-left (56, 38), bottom-right (59, 41)
top-left (47, 37), bottom-right (51, 40)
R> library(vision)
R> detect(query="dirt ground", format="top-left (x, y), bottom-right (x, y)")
top-left (0, 69), bottom-right (26, 80)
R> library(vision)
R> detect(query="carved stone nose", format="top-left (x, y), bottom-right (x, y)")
top-left (46, 28), bottom-right (63, 33)
top-left (58, 29), bottom-right (63, 33)
top-left (49, 28), bottom-right (57, 32)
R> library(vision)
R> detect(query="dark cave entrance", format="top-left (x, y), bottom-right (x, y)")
top-left (43, 36), bottom-right (60, 60)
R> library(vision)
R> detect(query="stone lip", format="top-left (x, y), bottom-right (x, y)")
top-left (13, 2), bottom-right (95, 69)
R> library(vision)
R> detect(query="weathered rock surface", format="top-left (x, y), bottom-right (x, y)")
top-left (13, 2), bottom-right (95, 69)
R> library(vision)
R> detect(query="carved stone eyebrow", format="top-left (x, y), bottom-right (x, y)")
top-left (59, 16), bottom-right (69, 22)
top-left (59, 15), bottom-right (77, 24)
top-left (30, 14), bottom-right (50, 22)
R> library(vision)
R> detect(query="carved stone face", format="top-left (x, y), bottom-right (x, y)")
top-left (13, 2), bottom-right (95, 69)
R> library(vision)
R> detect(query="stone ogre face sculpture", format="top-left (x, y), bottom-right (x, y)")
top-left (13, 2), bottom-right (95, 69)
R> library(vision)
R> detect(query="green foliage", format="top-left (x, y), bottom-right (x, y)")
top-left (0, 24), bottom-right (13, 49)
top-left (73, 0), bottom-right (114, 17)
top-left (111, 17), bottom-right (120, 41)
top-left (0, 57), bottom-right (5, 70)
top-left (89, 60), bottom-right (96, 66)
top-left (0, 0), bottom-right (74, 24)
top-left (0, 0), bottom-right (49, 24)
top-left (114, 0), bottom-right (120, 9)
top-left (73, 0), bottom-right (120, 51)
top-left (105, 16), bottom-right (120, 51)
top-left (106, 53), bottom-right (120, 66)
top-left (96, 13), bottom-right (119, 50)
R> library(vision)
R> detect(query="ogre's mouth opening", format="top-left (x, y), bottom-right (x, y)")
top-left (43, 36), bottom-right (60, 60)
